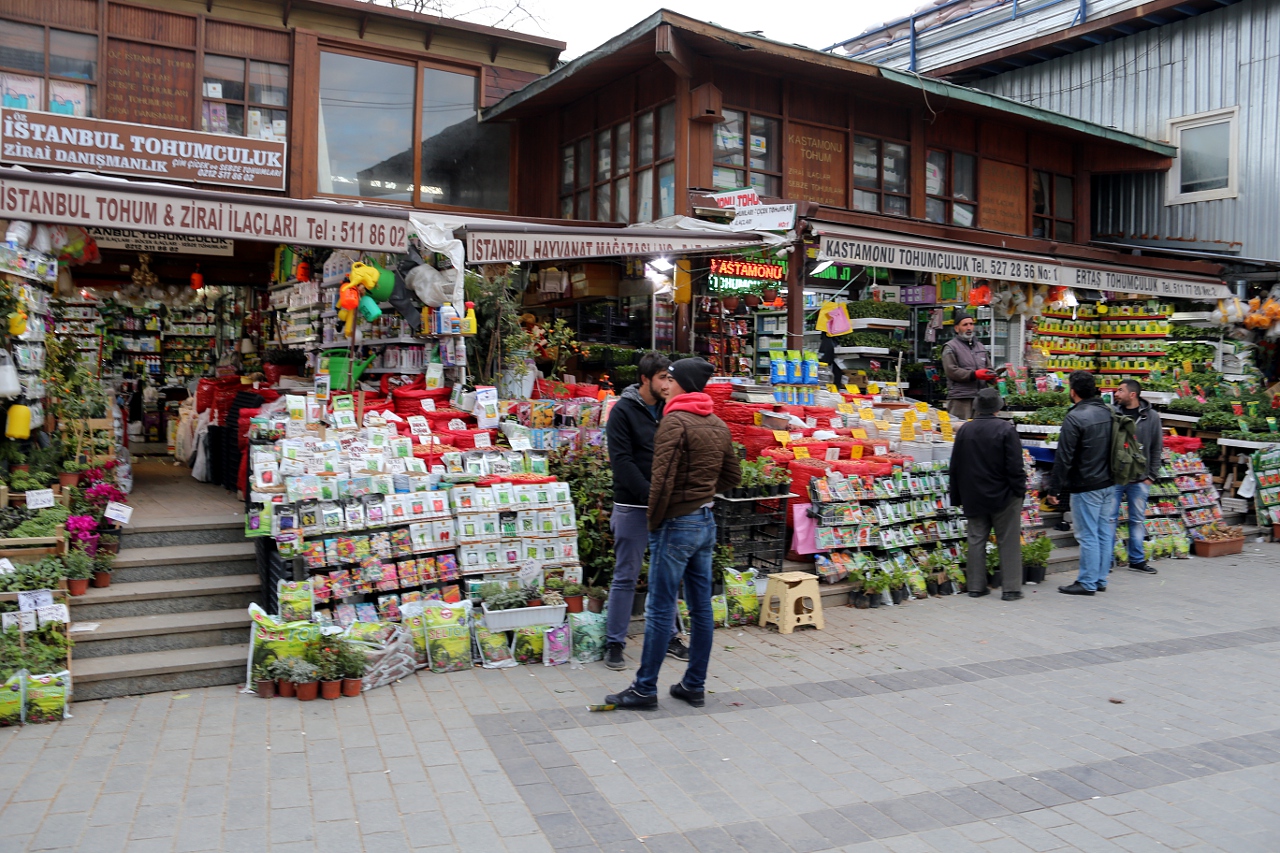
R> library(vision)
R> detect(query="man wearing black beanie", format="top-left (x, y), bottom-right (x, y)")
top-left (605, 358), bottom-right (741, 710)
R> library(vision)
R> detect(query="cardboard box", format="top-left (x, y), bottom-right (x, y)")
top-left (570, 263), bottom-right (620, 299)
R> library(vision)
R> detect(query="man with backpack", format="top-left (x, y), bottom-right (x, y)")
top-left (1111, 379), bottom-right (1164, 575)
top-left (1048, 371), bottom-right (1120, 595)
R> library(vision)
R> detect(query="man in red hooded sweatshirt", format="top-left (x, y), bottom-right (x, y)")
top-left (604, 358), bottom-right (741, 709)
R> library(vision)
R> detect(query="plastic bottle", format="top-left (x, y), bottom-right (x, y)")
top-left (460, 301), bottom-right (477, 335)
top-left (439, 303), bottom-right (460, 336)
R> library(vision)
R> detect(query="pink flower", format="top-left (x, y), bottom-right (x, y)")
top-left (85, 483), bottom-right (127, 507)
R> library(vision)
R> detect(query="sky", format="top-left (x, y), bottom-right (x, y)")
top-left (428, 0), bottom-right (927, 59)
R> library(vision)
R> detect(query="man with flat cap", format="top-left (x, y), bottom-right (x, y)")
top-left (942, 311), bottom-right (996, 420)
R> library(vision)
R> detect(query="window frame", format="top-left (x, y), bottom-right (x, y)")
top-left (200, 54), bottom-right (290, 140)
top-left (559, 99), bottom-right (677, 223)
top-left (711, 105), bottom-right (783, 199)
top-left (1031, 169), bottom-right (1075, 243)
top-left (1166, 106), bottom-right (1239, 205)
top-left (851, 132), bottom-right (911, 218)
top-left (924, 148), bottom-right (978, 229)
top-left (0, 18), bottom-right (99, 117)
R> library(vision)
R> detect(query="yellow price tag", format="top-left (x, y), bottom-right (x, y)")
top-left (876, 420), bottom-right (890, 431)
top-left (827, 384), bottom-right (839, 393)
top-left (901, 425), bottom-right (916, 441)
top-left (859, 408), bottom-right (875, 421)
top-left (793, 446), bottom-right (810, 459)
top-left (773, 430), bottom-right (791, 446)
top-left (852, 429), bottom-right (868, 439)
top-left (837, 404), bottom-right (854, 414)
top-left (1182, 359), bottom-right (1193, 374)
top-left (753, 412), bottom-right (763, 426)
top-left (845, 384), bottom-right (860, 395)
top-left (937, 411), bottom-right (951, 423)
top-left (868, 383), bottom-right (880, 394)
top-left (902, 409), bottom-right (916, 423)
top-left (850, 445), bottom-right (864, 459)
top-left (915, 401), bottom-right (929, 413)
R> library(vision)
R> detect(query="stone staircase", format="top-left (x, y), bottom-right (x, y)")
top-left (70, 514), bottom-right (258, 701)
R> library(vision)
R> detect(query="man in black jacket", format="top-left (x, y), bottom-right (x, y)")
top-left (1049, 371), bottom-right (1117, 595)
top-left (604, 352), bottom-right (685, 670)
top-left (950, 388), bottom-right (1026, 601)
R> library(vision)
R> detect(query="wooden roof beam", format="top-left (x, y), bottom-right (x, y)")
top-left (655, 23), bottom-right (693, 78)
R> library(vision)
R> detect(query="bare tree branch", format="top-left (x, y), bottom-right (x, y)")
top-left (367, 0), bottom-right (545, 33)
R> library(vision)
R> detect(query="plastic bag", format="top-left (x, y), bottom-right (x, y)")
top-left (276, 580), bottom-right (314, 622)
top-left (543, 623), bottom-right (571, 667)
top-left (723, 568), bottom-right (760, 627)
top-left (350, 623), bottom-right (418, 690)
top-left (23, 671), bottom-right (70, 723)
top-left (569, 611), bottom-right (606, 663)
top-left (422, 601), bottom-right (473, 673)
top-left (472, 623), bottom-right (517, 668)
top-left (245, 603), bottom-right (321, 688)
top-left (510, 624), bottom-right (549, 665)
top-left (0, 671), bottom-right (24, 726)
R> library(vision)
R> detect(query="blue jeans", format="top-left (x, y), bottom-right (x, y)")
top-left (1072, 487), bottom-right (1117, 591)
top-left (1111, 481), bottom-right (1149, 565)
top-left (631, 508), bottom-right (716, 696)
top-left (606, 505), bottom-right (678, 646)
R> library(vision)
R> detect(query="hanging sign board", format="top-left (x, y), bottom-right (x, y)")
top-left (706, 187), bottom-right (762, 209)
top-left (1060, 265), bottom-right (1231, 301)
top-left (729, 204), bottom-right (796, 232)
top-left (86, 228), bottom-right (234, 255)
top-left (465, 230), bottom-right (764, 264)
top-left (708, 257), bottom-right (786, 282)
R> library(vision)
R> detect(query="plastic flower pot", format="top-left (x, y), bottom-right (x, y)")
top-left (761, 288), bottom-right (778, 301)
top-left (341, 678), bottom-right (362, 697)
top-left (295, 682), bottom-right (319, 701)
top-left (1025, 563), bottom-right (1046, 584)
top-left (91, 570), bottom-right (111, 589)
top-left (720, 296), bottom-right (740, 311)
top-left (58, 471), bottom-right (81, 487)
top-left (67, 578), bottom-right (90, 596)
top-left (564, 594), bottom-right (585, 614)
top-left (526, 597), bottom-right (543, 607)
top-left (256, 679), bottom-right (276, 699)
top-left (320, 680), bottom-right (341, 700)
top-left (277, 680), bottom-right (296, 698)
top-left (1192, 538), bottom-right (1243, 558)
top-left (744, 294), bottom-right (761, 308)
top-left (586, 597), bottom-right (605, 614)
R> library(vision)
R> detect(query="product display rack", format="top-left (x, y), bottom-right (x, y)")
top-left (1252, 445), bottom-right (1280, 527)
top-left (713, 493), bottom-right (789, 575)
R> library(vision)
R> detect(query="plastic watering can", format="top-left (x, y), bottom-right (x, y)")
top-left (320, 350), bottom-right (376, 390)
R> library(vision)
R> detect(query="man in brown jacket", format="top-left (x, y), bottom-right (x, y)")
top-left (604, 358), bottom-right (740, 710)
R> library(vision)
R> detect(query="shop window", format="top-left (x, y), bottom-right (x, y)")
top-left (201, 55), bottom-right (288, 140)
top-left (925, 150), bottom-right (977, 228)
top-left (1166, 107), bottom-right (1238, 204)
top-left (1032, 171), bottom-right (1074, 242)
top-left (852, 134), bottom-right (909, 216)
top-left (419, 66), bottom-right (509, 211)
top-left (0, 19), bottom-right (97, 116)
top-left (559, 101), bottom-right (675, 222)
top-left (712, 108), bottom-right (781, 197)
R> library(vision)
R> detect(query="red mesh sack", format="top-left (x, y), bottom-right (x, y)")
top-left (196, 377), bottom-right (241, 414)
top-left (718, 403), bottom-right (767, 425)
top-left (534, 379), bottom-right (573, 399)
top-left (705, 384), bottom-right (735, 404)
top-left (432, 428), bottom-right (497, 449)
top-left (1164, 435), bottom-right (1202, 453)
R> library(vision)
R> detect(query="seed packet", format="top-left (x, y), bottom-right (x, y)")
top-left (543, 624), bottom-right (571, 667)
top-left (377, 595), bottom-right (402, 621)
top-left (320, 502), bottom-right (344, 534)
top-left (0, 672), bottom-right (24, 727)
top-left (390, 528), bottom-right (413, 557)
top-left (473, 623), bottom-right (517, 668)
top-left (355, 603), bottom-right (379, 623)
top-left (328, 569), bottom-right (354, 599)
top-left (437, 554), bottom-right (459, 580)
top-left (420, 557), bottom-right (438, 583)
top-left (370, 531), bottom-right (392, 559)
top-left (397, 559), bottom-right (420, 587)
top-left (245, 501), bottom-right (272, 537)
top-left (277, 580), bottom-right (314, 622)
top-left (365, 495), bottom-right (385, 527)
top-left (312, 574), bottom-right (332, 603)
top-left (510, 624), bottom-right (548, 665)
top-left (334, 603), bottom-right (357, 627)
top-left (439, 584), bottom-right (462, 603)
top-left (352, 536), bottom-right (372, 561)
top-left (301, 540), bottom-right (327, 570)
top-left (569, 611), bottom-right (606, 664)
top-left (23, 671), bottom-right (69, 724)
top-left (298, 500), bottom-right (320, 536)
top-left (527, 452), bottom-right (549, 475)
top-left (423, 601), bottom-right (473, 673)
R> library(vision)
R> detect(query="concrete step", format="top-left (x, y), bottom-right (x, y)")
top-left (69, 575), bottom-right (261, 620)
top-left (111, 541), bottom-right (257, 583)
top-left (120, 513), bottom-right (246, 548)
top-left (72, 644), bottom-right (249, 701)
top-left (70, 609), bottom-right (251, 659)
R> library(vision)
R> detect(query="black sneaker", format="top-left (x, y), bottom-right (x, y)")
top-left (603, 686), bottom-right (657, 710)
top-left (1001, 591), bottom-right (1023, 601)
top-left (1058, 582), bottom-right (1095, 596)
top-left (1129, 562), bottom-right (1158, 575)
top-left (667, 637), bottom-right (690, 661)
top-left (968, 589), bottom-right (990, 598)
top-left (1096, 585), bottom-right (1107, 592)
top-left (1054, 520), bottom-right (1072, 531)
top-left (604, 642), bottom-right (626, 671)
top-left (669, 682), bottom-right (705, 708)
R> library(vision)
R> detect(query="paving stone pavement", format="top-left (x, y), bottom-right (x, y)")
top-left (4, 546), bottom-right (1280, 852)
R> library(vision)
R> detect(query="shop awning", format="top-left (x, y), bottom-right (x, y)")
top-left (815, 224), bottom-right (1231, 301)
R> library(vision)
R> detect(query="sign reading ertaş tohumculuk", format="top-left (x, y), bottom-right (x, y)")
top-left (0, 108), bottom-right (287, 191)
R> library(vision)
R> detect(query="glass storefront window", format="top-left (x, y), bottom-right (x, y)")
top-left (636, 167), bottom-right (653, 222)
top-left (317, 52), bottom-right (415, 201)
top-left (637, 111), bottom-right (654, 167)
top-left (749, 114), bottom-right (779, 172)
top-left (614, 177), bottom-right (629, 223)
top-left (853, 136), bottom-right (879, 188)
top-left (249, 61), bottom-right (289, 106)
top-left (419, 66), bottom-right (508, 210)
top-left (203, 55), bottom-right (246, 101)
top-left (0, 22), bottom-right (44, 74)
top-left (714, 109), bottom-right (746, 167)
top-left (49, 30), bottom-right (95, 80)
top-left (615, 121), bottom-right (631, 174)
top-left (596, 127), bottom-right (612, 182)
top-left (657, 102), bottom-right (675, 160)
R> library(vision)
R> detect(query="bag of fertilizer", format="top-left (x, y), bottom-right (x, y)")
top-left (245, 603), bottom-right (322, 689)
top-left (510, 624), bottom-right (548, 665)
top-left (23, 671), bottom-right (70, 723)
top-left (569, 611), bottom-right (606, 663)
top-left (472, 623), bottom-right (517, 669)
top-left (277, 580), bottom-right (314, 623)
top-left (723, 568), bottom-right (759, 627)
top-left (543, 623), bottom-right (571, 667)
top-left (422, 601), bottom-right (473, 673)
top-left (0, 671), bottom-right (24, 727)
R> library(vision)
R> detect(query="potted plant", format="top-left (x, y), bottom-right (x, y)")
top-left (269, 658), bottom-right (298, 698)
top-left (252, 663), bottom-right (275, 698)
top-left (97, 533), bottom-right (120, 555)
top-left (761, 282), bottom-right (779, 302)
top-left (523, 586), bottom-right (543, 608)
top-left (563, 583), bottom-right (585, 614)
top-left (850, 578), bottom-right (870, 609)
top-left (1021, 536), bottom-right (1053, 584)
top-left (863, 572), bottom-right (890, 608)
top-left (984, 546), bottom-right (1002, 589)
top-left (719, 293), bottom-right (740, 312)
top-left (90, 553), bottom-right (114, 588)
top-left (543, 577), bottom-right (566, 595)
top-left (338, 641), bottom-right (365, 697)
top-left (888, 568), bottom-right (908, 605)
top-left (541, 589), bottom-right (565, 607)
top-left (485, 588), bottom-right (529, 612)
top-left (743, 281), bottom-right (762, 309)
top-left (62, 548), bottom-right (93, 596)
top-left (585, 586), bottom-right (608, 614)
top-left (58, 460), bottom-right (88, 488)
top-left (945, 564), bottom-right (966, 595)
top-left (313, 645), bottom-right (343, 700)
top-left (288, 659), bottom-right (320, 701)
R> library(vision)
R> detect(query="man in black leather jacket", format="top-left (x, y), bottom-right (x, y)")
top-left (1049, 371), bottom-right (1117, 595)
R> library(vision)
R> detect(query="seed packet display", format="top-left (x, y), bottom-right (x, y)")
top-left (277, 580), bottom-right (314, 622)
top-left (473, 623), bottom-right (517, 668)
top-left (543, 624), bottom-right (571, 666)
top-left (23, 671), bottom-right (69, 723)
top-left (510, 624), bottom-right (549, 665)
top-left (355, 603), bottom-right (379, 623)
top-left (423, 601), bottom-right (473, 673)
top-left (0, 672), bottom-right (24, 727)
top-left (568, 611), bottom-right (606, 663)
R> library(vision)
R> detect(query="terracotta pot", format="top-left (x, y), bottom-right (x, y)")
top-left (341, 678), bottom-right (363, 697)
top-left (256, 679), bottom-right (276, 699)
top-left (1192, 537), bottom-right (1243, 558)
top-left (11, 465), bottom-right (29, 474)
top-left (761, 288), bottom-right (778, 301)
top-left (295, 681), bottom-right (319, 701)
top-left (277, 680), bottom-right (296, 698)
top-left (586, 597), bottom-right (605, 614)
top-left (320, 680), bottom-right (341, 700)
top-left (67, 578), bottom-right (90, 596)
top-left (564, 594), bottom-right (585, 614)
top-left (720, 296), bottom-right (740, 311)
top-left (58, 471), bottom-right (81, 487)
top-left (744, 294), bottom-right (761, 308)
top-left (91, 571), bottom-right (111, 588)
top-left (526, 598), bottom-right (543, 607)
top-left (99, 542), bottom-right (120, 555)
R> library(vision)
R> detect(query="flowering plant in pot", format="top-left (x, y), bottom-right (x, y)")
top-left (312, 644), bottom-right (343, 700)
top-left (97, 533), bottom-right (120, 555)
top-left (251, 663), bottom-right (275, 698)
top-left (66, 515), bottom-right (100, 555)
top-left (337, 641), bottom-right (366, 697)
top-left (61, 548), bottom-right (93, 596)
top-left (563, 583), bottom-right (586, 614)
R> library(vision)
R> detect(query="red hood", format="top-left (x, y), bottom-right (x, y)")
top-left (664, 392), bottom-right (714, 416)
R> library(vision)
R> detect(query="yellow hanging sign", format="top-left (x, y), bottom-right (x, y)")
top-left (773, 430), bottom-right (791, 446)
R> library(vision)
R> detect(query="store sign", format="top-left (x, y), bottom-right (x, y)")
top-left (819, 233), bottom-right (1061, 285)
top-left (87, 228), bottom-right (234, 255)
top-left (0, 109), bottom-right (287, 191)
top-left (1061, 265), bottom-right (1231, 300)
top-left (730, 204), bottom-right (796, 232)
top-left (465, 231), bottom-right (763, 263)
top-left (707, 187), bottom-right (761, 209)
top-left (708, 257), bottom-right (786, 282)
top-left (0, 173), bottom-right (408, 252)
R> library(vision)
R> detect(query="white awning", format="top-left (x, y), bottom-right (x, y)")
top-left (816, 224), bottom-right (1229, 301)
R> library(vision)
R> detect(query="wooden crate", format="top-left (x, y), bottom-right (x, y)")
top-left (0, 535), bottom-right (68, 562)
top-left (0, 485), bottom-right (73, 509)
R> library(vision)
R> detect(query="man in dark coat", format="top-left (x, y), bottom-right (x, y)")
top-left (949, 388), bottom-right (1027, 601)
top-left (941, 311), bottom-right (995, 420)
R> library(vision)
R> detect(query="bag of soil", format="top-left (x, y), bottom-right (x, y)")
top-left (245, 603), bottom-right (322, 689)
top-left (543, 624), bottom-right (571, 667)
top-left (723, 569), bottom-right (759, 627)
top-left (422, 601), bottom-right (473, 673)
top-left (402, 610), bottom-right (430, 669)
top-left (569, 611), bottom-right (606, 663)
top-left (24, 670), bottom-right (69, 723)
top-left (0, 671), bottom-right (24, 727)
top-left (711, 595), bottom-right (728, 627)
top-left (472, 623), bottom-right (517, 669)
top-left (510, 624), bottom-right (549, 665)
top-left (276, 580), bottom-right (314, 623)
top-left (349, 623), bottom-right (419, 690)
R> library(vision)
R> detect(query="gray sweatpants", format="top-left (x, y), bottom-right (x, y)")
top-left (606, 505), bottom-right (678, 646)
top-left (965, 495), bottom-right (1024, 593)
